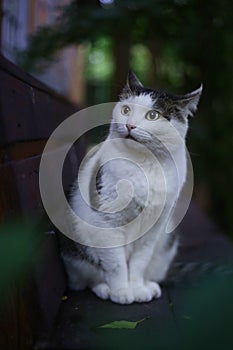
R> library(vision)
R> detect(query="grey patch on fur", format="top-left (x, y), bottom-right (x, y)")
top-left (96, 166), bottom-right (103, 195)
top-left (165, 229), bottom-right (179, 250)
top-left (59, 233), bottom-right (103, 268)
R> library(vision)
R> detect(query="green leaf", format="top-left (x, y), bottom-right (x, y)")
top-left (98, 317), bottom-right (148, 329)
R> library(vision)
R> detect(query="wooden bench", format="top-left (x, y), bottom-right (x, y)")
top-left (0, 55), bottom-right (85, 349)
top-left (1, 55), bottom-right (233, 350)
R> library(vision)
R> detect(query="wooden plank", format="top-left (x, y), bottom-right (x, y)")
top-left (0, 54), bottom-right (74, 103)
top-left (49, 288), bottom-right (177, 350)
top-left (0, 247), bottom-right (65, 350)
top-left (0, 148), bottom-right (80, 337)
top-left (0, 70), bottom-right (77, 146)
top-left (0, 156), bottom-right (44, 218)
top-left (0, 140), bottom-right (46, 164)
top-left (0, 163), bottom-right (21, 220)
top-left (0, 155), bottom-right (71, 344)
top-left (0, 54), bottom-right (87, 348)
top-left (0, 146), bottom-right (80, 218)
top-left (33, 235), bottom-right (67, 335)
top-left (0, 282), bottom-right (21, 350)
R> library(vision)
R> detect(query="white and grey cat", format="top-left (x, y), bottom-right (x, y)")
top-left (61, 71), bottom-right (202, 304)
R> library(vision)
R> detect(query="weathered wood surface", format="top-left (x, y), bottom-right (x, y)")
top-left (0, 55), bottom-right (84, 350)
top-left (0, 55), bottom-right (76, 147)
top-left (48, 203), bottom-right (233, 350)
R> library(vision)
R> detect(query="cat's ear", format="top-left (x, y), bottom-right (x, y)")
top-left (176, 85), bottom-right (203, 117)
top-left (127, 70), bottom-right (144, 91)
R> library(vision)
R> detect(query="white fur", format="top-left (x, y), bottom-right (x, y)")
top-left (124, 93), bottom-right (155, 109)
top-left (63, 93), bottom-right (194, 304)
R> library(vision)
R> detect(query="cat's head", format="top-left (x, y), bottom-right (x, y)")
top-left (110, 70), bottom-right (202, 153)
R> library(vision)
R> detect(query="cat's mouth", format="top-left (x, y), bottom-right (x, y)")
top-left (126, 134), bottom-right (137, 141)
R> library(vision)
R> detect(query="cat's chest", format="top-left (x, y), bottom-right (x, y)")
top-left (106, 159), bottom-right (179, 206)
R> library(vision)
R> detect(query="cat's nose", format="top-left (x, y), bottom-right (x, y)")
top-left (126, 124), bottom-right (136, 132)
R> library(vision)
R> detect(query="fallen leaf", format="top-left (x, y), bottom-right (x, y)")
top-left (98, 317), bottom-right (148, 329)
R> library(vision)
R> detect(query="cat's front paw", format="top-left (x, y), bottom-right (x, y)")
top-left (110, 288), bottom-right (134, 305)
top-left (132, 281), bottom-right (161, 302)
top-left (145, 281), bottom-right (162, 299)
top-left (92, 283), bottom-right (110, 300)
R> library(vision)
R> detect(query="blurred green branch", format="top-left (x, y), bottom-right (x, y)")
top-left (18, 0), bottom-right (184, 72)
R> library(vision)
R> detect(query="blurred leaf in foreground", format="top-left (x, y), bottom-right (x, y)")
top-left (0, 220), bottom-right (40, 299)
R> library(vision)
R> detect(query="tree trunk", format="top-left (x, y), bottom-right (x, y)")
top-left (111, 35), bottom-right (131, 101)
top-left (147, 39), bottom-right (162, 88)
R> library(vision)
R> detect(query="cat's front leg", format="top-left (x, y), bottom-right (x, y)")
top-left (129, 239), bottom-right (161, 302)
top-left (92, 247), bottom-right (134, 304)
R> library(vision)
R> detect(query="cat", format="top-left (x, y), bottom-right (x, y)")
top-left (61, 70), bottom-right (202, 304)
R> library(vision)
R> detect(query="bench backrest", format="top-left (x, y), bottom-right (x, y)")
top-left (0, 55), bottom-right (85, 349)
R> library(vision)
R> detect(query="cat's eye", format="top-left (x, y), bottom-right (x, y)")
top-left (121, 105), bottom-right (131, 116)
top-left (145, 110), bottom-right (160, 121)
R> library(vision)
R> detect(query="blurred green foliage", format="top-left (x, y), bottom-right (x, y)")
top-left (0, 220), bottom-right (40, 301)
top-left (18, 0), bottom-right (233, 236)
top-left (174, 274), bottom-right (233, 350)
top-left (86, 37), bottom-right (114, 81)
